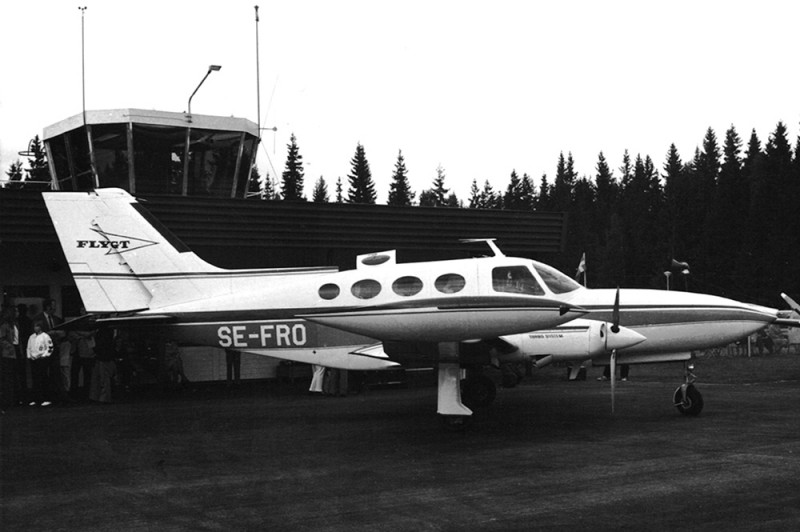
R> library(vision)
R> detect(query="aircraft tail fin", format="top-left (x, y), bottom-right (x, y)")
top-left (43, 188), bottom-right (220, 313)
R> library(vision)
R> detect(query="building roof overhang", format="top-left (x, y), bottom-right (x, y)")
top-left (43, 109), bottom-right (259, 140)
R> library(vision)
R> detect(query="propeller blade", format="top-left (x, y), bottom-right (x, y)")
top-left (782, 293), bottom-right (800, 314)
top-left (610, 349), bottom-right (617, 414)
top-left (611, 287), bottom-right (620, 334)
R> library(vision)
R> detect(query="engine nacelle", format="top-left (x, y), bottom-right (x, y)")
top-left (498, 319), bottom-right (645, 367)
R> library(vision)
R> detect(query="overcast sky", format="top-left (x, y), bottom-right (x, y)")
top-left (1, 0), bottom-right (798, 202)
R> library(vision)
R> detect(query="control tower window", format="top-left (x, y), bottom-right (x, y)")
top-left (47, 134), bottom-right (72, 190)
top-left (133, 124), bottom-right (186, 195)
top-left (186, 129), bottom-right (241, 197)
top-left (492, 266), bottom-right (544, 295)
top-left (91, 123), bottom-right (129, 190)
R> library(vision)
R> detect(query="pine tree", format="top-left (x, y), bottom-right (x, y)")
top-left (430, 165), bottom-right (449, 207)
top-left (263, 172), bottom-right (280, 200)
top-left (484, 180), bottom-right (502, 209)
top-left (519, 173), bottom-right (536, 210)
top-left (762, 122), bottom-right (796, 293)
top-left (4, 160), bottom-right (24, 189)
top-left (594, 151), bottom-right (617, 213)
top-left (25, 135), bottom-right (50, 190)
top-left (335, 177), bottom-right (344, 203)
top-left (387, 150), bottom-right (414, 206)
top-left (710, 126), bottom-right (745, 289)
top-left (246, 166), bottom-right (263, 199)
top-left (503, 170), bottom-right (523, 210)
top-left (736, 129), bottom-right (768, 300)
top-left (537, 174), bottom-right (552, 209)
top-left (552, 152), bottom-right (575, 210)
top-left (281, 133), bottom-right (306, 201)
top-left (468, 179), bottom-right (482, 208)
top-left (418, 189), bottom-right (437, 207)
top-left (347, 143), bottom-right (377, 204)
top-left (312, 176), bottom-right (329, 203)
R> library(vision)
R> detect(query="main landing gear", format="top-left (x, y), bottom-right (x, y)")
top-left (673, 360), bottom-right (704, 416)
top-left (436, 341), bottom-right (500, 430)
top-left (437, 369), bottom-right (498, 431)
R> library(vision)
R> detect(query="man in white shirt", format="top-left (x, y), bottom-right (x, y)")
top-left (27, 321), bottom-right (53, 406)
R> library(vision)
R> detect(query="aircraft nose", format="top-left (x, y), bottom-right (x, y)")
top-left (606, 325), bottom-right (646, 351)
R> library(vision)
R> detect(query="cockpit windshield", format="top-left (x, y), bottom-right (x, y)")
top-left (532, 262), bottom-right (582, 294)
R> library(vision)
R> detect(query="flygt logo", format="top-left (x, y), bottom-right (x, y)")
top-left (76, 228), bottom-right (158, 255)
top-left (77, 240), bottom-right (131, 249)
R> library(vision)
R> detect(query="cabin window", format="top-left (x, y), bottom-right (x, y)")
top-left (392, 276), bottom-right (423, 297)
top-left (435, 273), bottom-right (466, 294)
top-left (318, 283), bottom-right (340, 300)
top-left (352, 279), bottom-right (382, 299)
top-left (492, 266), bottom-right (544, 295)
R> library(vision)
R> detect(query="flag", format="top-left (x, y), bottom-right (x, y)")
top-left (671, 259), bottom-right (690, 272)
top-left (575, 252), bottom-right (586, 283)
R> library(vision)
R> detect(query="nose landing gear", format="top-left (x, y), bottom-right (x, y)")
top-left (673, 360), bottom-right (704, 416)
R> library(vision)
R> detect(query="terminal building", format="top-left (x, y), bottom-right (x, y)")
top-left (0, 109), bottom-right (567, 382)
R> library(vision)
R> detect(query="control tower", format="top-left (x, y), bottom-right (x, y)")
top-left (43, 108), bottom-right (259, 198)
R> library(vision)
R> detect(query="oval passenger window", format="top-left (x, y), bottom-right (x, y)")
top-left (392, 276), bottom-right (423, 296)
top-left (351, 279), bottom-right (382, 299)
top-left (318, 283), bottom-right (341, 300)
top-left (435, 273), bottom-right (466, 294)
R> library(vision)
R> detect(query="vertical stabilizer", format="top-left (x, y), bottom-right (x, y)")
top-left (43, 188), bottom-right (220, 313)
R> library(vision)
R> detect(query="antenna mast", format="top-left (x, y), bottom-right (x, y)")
top-left (255, 5), bottom-right (261, 139)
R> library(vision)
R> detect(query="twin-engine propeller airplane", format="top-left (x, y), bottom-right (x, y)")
top-left (43, 189), bottom-right (786, 425)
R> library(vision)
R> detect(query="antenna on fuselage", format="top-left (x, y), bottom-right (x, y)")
top-left (460, 238), bottom-right (505, 257)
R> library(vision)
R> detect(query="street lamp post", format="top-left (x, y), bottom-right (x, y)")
top-left (183, 65), bottom-right (221, 195)
top-left (187, 65), bottom-right (222, 121)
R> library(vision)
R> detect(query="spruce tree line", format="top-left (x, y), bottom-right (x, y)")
top-left (262, 123), bottom-right (798, 305)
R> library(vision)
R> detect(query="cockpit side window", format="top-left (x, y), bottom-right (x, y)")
top-left (533, 263), bottom-right (582, 294)
top-left (492, 266), bottom-right (544, 295)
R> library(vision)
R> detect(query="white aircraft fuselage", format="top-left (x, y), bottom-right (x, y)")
top-left (42, 188), bottom-right (782, 419)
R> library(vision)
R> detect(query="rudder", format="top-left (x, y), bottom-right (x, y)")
top-left (43, 188), bottom-right (219, 313)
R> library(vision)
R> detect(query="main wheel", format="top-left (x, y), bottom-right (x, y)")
top-left (462, 374), bottom-right (497, 409)
top-left (673, 384), bottom-right (703, 416)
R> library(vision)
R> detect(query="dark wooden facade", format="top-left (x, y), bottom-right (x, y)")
top-left (1, 189), bottom-right (567, 275)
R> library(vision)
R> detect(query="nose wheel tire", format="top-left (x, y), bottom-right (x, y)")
top-left (673, 384), bottom-right (703, 416)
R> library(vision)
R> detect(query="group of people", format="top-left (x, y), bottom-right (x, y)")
top-left (0, 299), bottom-right (117, 409)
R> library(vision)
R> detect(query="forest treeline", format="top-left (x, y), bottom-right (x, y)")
top-left (266, 122), bottom-right (800, 306)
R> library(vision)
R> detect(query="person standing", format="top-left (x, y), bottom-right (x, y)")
top-left (90, 328), bottom-right (116, 404)
top-left (16, 304), bottom-right (32, 401)
top-left (26, 321), bottom-right (53, 406)
top-left (70, 309), bottom-right (96, 400)
top-left (309, 364), bottom-right (326, 395)
top-left (35, 299), bottom-right (65, 403)
top-left (1, 307), bottom-right (20, 408)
